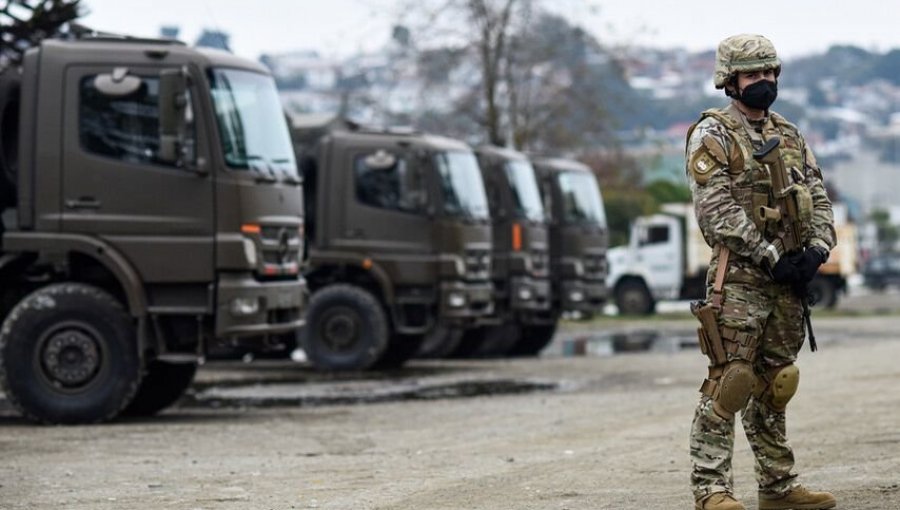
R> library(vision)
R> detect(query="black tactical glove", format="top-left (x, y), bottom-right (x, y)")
top-left (789, 246), bottom-right (830, 283)
top-left (768, 255), bottom-right (800, 285)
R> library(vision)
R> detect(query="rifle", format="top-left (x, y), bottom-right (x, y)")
top-left (752, 137), bottom-right (818, 352)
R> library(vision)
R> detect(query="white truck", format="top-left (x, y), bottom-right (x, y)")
top-left (607, 203), bottom-right (855, 314)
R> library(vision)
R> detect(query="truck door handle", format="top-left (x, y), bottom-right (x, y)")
top-left (65, 197), bottom-right (102, 210)
top-left (346, 228), bottom-right (364, 238)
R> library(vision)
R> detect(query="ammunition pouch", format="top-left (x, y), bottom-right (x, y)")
top-left (791, 183), bottom-right (814, 225)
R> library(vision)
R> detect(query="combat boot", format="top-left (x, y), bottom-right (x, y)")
top-left (695, 492), bottom-right (746, 510)
top-left (758, 485), bottom-right (836, 509)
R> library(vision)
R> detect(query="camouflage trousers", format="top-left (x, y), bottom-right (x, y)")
top-left (690, 275), bottom-right (806, 501)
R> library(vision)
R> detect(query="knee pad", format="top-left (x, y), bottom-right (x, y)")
top-left (713, 360), bottom-right (757, 419)
top-left (765, 364), bottom-right (799, 411)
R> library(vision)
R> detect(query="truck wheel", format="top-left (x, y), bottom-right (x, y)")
top-left (122, 361), bottom-right (197, 417)
top-left (509, 321), bottom-right (558, 357)
top-left (0, 283), bottom-right (141, 424)
top-left (449, 327), bottom-right (486, 358)
top-left (615, 280), bottom-right (654, 315)
top-left (374, 333), bottom-right (427, 369)
top-left (808, 277), bottom-right (837, 309)
top-left (301, 285), bottom-right (389, 371)
top-left (463, 321), bottom-right (521, 358)
top-left (416, 326), bottom-right (464, 359)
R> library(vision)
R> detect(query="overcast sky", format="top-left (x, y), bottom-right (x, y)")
top-left (78, 0), bottom-right (900, 61)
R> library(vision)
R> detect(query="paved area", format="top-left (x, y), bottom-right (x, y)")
top-left (1, 294), bottom-right (899, 509)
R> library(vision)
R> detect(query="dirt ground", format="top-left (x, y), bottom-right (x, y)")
top-left (2, 303), bottom-right (900, 509)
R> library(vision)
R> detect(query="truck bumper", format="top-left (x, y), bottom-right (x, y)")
top-left (560, 279), bottom-right (608, 314)
top-left (215, 273), bottom-right (307, 338)
top-left (439, 280), bottom-right (494, 324)
top-left (510, 275), bottom-right (551, 312)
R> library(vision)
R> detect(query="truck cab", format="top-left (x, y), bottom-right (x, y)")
top-left (0, 36), bottom-right (307, 423)
top-left (461, 146), bottom-right (552, 356)
top-left (295, 122), bottom-right (493, 370)
top-left (532, 157), bottom-right (609, 326)
top-left (607, 203), bottom-right (711, 314)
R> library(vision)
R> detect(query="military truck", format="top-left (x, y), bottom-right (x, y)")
top-left (456, 146), bottom-right (552, 356)
top-left (293, 118), bottom-right (494, 370)
top-left (530, 157), bottom-right (609, 349)
top-left (0, 31), bottom-right (307, 423)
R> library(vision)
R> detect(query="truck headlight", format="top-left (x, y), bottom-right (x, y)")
top-left (569, 290), bottom-right (585, 302)
top-left (243, 238), bottom-right (258, 267)
top-left (447, 292), bottom-right (466, 308)
top-left (518, 287), bottom-right (533, 301)
top-left (230, 297), bottom-right (260, 316)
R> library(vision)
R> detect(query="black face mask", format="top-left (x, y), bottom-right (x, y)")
top-left (738, 79), bottom-right (777, 110)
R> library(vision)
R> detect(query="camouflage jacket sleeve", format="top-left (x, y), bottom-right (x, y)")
top-left (686, 118), bottom-right (775, 265)
top-left (800, 140), bottom-right (837, 251)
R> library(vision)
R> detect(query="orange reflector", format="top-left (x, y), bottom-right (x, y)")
top-left (362, 258), bottom-right (373, 270)
top-left (241, 224), bottom-right (261, 234)
top-left (512, 223), bottom-right (522, 252)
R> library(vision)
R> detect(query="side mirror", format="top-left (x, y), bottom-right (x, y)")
top-left (158, 68), bottom-right (189, 166)
top-left (93, 67), bottom-right (142, 97)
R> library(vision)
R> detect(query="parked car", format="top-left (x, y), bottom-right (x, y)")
top-left (863, 253), bottom-right (900, 291)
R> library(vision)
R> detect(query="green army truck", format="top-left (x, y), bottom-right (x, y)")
top-left (532, 158), bottom-right (609, 325)
top-left (0, 34), bottom-right (307, 423)
top-left (293, 120), bottom-right (494, 370)
top-left (457, 146), bottom-right (552, 357)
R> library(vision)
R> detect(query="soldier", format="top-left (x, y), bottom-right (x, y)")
top-left (685, 35), bottom-right (837, 510)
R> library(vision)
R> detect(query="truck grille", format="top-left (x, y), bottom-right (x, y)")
top-left (465, 249), bottom-right (491, 280)
top-left (258, 225), bottom-right (302, 278)
top-left (584, 254), bottom-right (607, 279)
top-left (530, 249), bottom-right (549, 277)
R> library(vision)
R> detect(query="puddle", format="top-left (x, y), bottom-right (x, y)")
top-left (183, 378), bottom-right (558, 409)
top-left (558, 330), bottom-right (698, 357)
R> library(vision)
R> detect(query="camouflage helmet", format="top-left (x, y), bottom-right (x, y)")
top-left (714, 34), bottom-right (781, 89)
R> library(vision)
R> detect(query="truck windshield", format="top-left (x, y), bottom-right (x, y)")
top-left (434, 151), bottom-right (490, 220)
top-left (505, 160), bottom-right (545, 222)
top-left (209, 68), bottom-right (298, 179)
top-left (557, 171), bottom-right (607, 226)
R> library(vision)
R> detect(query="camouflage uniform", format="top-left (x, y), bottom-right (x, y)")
top-left (686, 36), bottom-right (837, 504)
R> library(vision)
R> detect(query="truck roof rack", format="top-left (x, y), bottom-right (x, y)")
top-left (1, 0), bottom-right (81, 71)
top-left (1, 2), bottom-right (185, 73)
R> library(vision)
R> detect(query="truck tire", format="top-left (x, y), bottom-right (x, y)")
top-left (509, 321), bottom-right (558, 357)
top-left (416, 326), bottom-right (464, 359)
top-left (301, 285), bottom-right (389, 371)
top-left (449, 327), bottom-right (487, 358)
top-left (0, 283), bottom-right (141, 424)
top-left (374, 333), bottom-right (427, 369)
top-left (808, 276), bottom-right (837, 309)
top-left (122, 361), bottom-right (197, 417)
top-left (615, 279), bottom-right (655, 315)
top-left (0, 72), bottom-right (21, 210)
top-left (453, 321), bottom-right (521, 358)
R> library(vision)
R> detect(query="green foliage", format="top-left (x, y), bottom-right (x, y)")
top-left (645, 179), bottom-right (691, 204)
top-left (871, 209), bottom-right (900, 252)
top-left (601, 189), bottom-right (656, 247)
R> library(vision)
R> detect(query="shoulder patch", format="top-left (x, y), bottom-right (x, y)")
top-left (701, 136), bottom-right (729, 166)
top-left (689, 146), bottom-right (722, 185)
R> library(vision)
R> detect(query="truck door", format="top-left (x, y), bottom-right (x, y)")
top-left (60, 66), bottom-right (214, 282)
top-left (337, 146), bottom-right (431, 254)
top-left (636, 216), bottom-right (682, 297)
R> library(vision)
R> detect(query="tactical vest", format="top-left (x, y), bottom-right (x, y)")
top-left (688, 105), bottom-right (812, 242)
